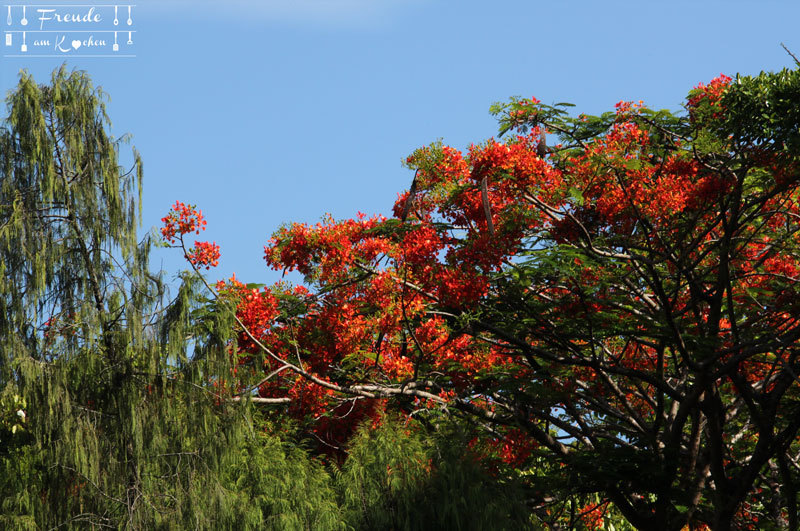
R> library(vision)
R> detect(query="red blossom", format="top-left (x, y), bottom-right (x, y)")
top-left (160, 200), bottom-right (207, 243)
top-left (185, 241), bottom-right (220, 269)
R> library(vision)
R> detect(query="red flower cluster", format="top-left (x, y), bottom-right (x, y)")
top-left (687, 73), bottom-right (733, 121)
top-left (215, 275), bottom-right (280, 352)
top-left (577, 501), bottom-right (610, 530)
top-left (162, 201), bottom-right (220, 270)
top-left (185, 240), bottom-right (220, 269)
top-left (160, 201), bottom-right (207, 244)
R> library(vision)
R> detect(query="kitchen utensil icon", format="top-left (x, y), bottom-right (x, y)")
top-left (6, 6), bottom-right (11, 25)
top-left (127, 6), bottom-right (132, 25)
top-left (21, 31), bottom-right (26, 52)
top-left (114, 6), bottom-right (118, 25)
top-left (21, 6), bottom-right (27, 26)
top-left (113, 31), bottom-right (118, 51)
top-left (127, 31), bottom-right (132, 45)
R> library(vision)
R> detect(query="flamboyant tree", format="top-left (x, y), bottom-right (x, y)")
top-left (181, 65), bottom-right (800, 530)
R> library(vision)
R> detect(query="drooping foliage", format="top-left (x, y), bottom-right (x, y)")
top-left (335, 416), bottom-right (534, 531)
top-left (187, 66), bottom-right (800, 531)
top-left (0, 68), bottom-right (345, 530)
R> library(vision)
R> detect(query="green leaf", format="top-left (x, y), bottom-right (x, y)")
top-left (568, 186), bottom-right (585, 206)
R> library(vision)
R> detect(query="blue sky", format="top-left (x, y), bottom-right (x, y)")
top-left (2, 0), bottom-right (799, 287)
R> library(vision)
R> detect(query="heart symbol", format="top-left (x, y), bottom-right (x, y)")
top-left (71, 40), bottom-right (81, 50)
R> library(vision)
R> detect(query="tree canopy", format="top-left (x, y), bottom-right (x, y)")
top-left (183, 67), bottom-right (800, 530)
top-left (3, 64), bottom-right (800, 530)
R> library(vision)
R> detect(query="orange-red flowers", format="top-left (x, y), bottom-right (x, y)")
top-left (186, 241), bottom-right (220, 269)
top-left (161, 201), bottom-right (207, 244)
top-left (163, 201), bottom-right (220, 269)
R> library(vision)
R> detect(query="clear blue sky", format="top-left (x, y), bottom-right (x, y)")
top-left (2, 0), bottom-right (799, 286)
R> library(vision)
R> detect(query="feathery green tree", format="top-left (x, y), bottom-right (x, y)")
top-left (0, 67), bottom-right (344, 530)
top-left (336, 416), bottom-right (535, 531)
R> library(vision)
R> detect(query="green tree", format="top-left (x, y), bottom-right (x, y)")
top-left (336, 416), bottom-right (534, 531)
top-left (0, 67), bottom-right (344, 530)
